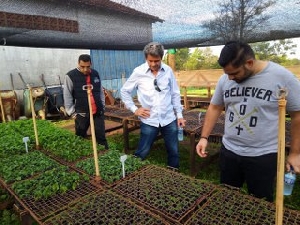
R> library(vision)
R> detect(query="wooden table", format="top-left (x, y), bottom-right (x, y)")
top-left (105, 106), bottom-right (226, 176)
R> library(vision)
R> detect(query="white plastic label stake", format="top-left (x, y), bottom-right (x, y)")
top-left (22, 137), bottom-right (29, 153)
top-left (120, 155), bottom-right (128, 178)
top-left (198, 112), bottom-right (202, 125)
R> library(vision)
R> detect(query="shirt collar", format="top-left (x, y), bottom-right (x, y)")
top-left (144, 63), bottom-right (166, 73)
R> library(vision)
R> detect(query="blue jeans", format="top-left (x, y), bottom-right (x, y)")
top-left (135, 120), bottom-right (179, 168)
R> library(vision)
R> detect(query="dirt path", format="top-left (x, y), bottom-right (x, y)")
top-left (56, 119), bottom-right (125, 136)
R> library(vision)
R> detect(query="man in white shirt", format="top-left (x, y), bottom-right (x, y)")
top-left (121, 42), bottom-right (185, 169)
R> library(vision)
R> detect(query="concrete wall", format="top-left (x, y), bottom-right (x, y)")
top-left (0, 46), bottom-right (89, 117)
top-left (0, 46), bottom-right (89, 90)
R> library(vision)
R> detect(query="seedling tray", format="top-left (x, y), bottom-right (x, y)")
top-left (112, 165), bottom-right (217, 224)
top-left (10, 181), bottom-right (101, 221)
top-left (43, 190), bottom-right (170, 225)
top-left (185, 185), bottom-right (300, 225)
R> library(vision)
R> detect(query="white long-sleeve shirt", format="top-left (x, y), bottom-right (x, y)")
top-left (121, 62), bottom-right (183, 127)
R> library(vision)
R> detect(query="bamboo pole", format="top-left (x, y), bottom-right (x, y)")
top-left (27, 85), bottom-right (40, 149)
top-left (83, 84), bottom-right (101, 180)
top-left (275, 89), bottom-right (287, 225)
top-left (0, 90), bottom-right (5, 123)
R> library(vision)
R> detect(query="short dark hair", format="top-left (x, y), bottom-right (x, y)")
top-left (78, 54), bottom-right (91, 63)
top-left (218, 41), bottom-right (255, 68)
top-left (143, 42), bottom-right (164, 59)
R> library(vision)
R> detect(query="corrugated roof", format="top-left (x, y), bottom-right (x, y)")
top-left (70, 0), bottom-right (163, 22)
top-left (0, 0), bottom-right (299, 49)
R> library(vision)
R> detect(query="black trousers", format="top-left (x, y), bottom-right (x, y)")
top-left (219, 144), bottom-right (277, 202)
top-left (75, 113), bottom-right (108, 148)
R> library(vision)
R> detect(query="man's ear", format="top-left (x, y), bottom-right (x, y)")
top-left (244, 59), bottom-right (254, 70)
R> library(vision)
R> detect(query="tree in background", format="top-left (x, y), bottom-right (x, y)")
top-left (163, 48), bottom-right (189, 71)
top-left (164, 47), bottom-right (220, 71)
top-left (203, 0), bottom-right (276, 43)
top-left (251, 39), bottom-right (300, 66)
top-left (184, 48), bottom-right (203, 70)
top-left (185, 48), bottom-right (220, 70)
top-left (175, 48), bottom-right (190, 70)
top-left (164, 38), bottom-right (299, 71)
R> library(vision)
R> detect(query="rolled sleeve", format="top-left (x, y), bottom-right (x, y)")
top-left (63, 75), bottom-right (75, 116)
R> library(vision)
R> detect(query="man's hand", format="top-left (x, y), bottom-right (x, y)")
top-left (286, 152), bottom-right (300, 173)
top-left (71, 113), bottom-right (77, 120)
top-left (134, 108), bottom-right (150, 118)
top-left (177, 118), bottom-right (186, 127)
top-left (196, 138), bottom-right (209, 158)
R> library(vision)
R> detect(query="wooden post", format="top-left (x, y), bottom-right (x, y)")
top-left (275, 89), bottom-right (287, 225)
top-left (83, 84), bottom-right (101, 180)
top-left (190, 132), bottom-right (196, 177)
top-left (183, 86), bottom-right (189, 110)
top-left (168, 49), bottom-right (176, 72)
top-left (28, 85), bottom-right (39, 149)
top-left (123, 119), bottom-right (129, 154)
top-left (207, 85), bottom-right (212, 98)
